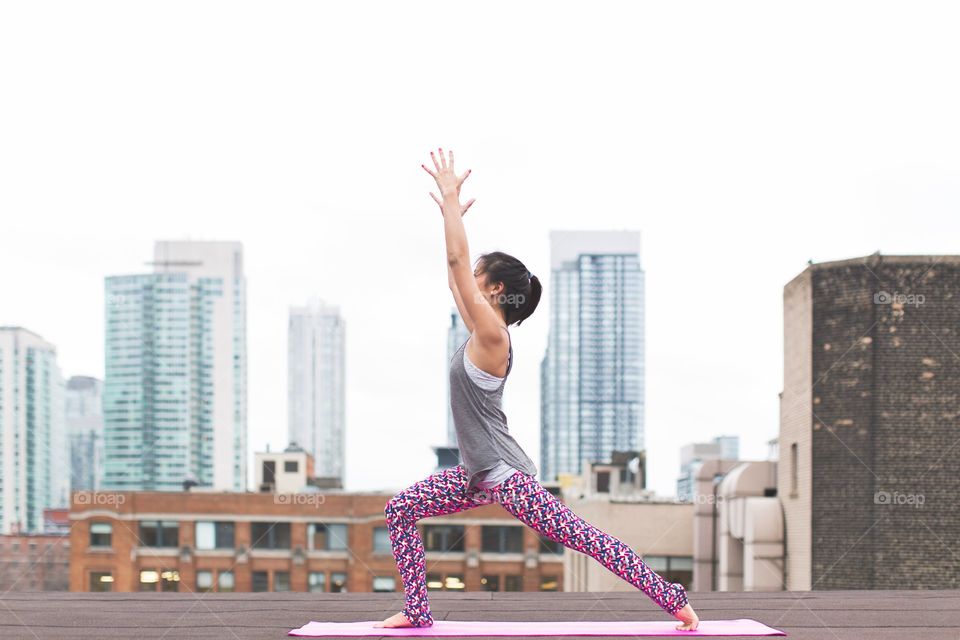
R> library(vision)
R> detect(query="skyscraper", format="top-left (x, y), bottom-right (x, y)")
top-left (65, 375), bottom-right (104, 492)
top-left (540, 230), bottom-right (645, 483)
top-left (102, 241), bottom-right (248, 491)
top-left (445, 308), bottom-right (470, 447)
top-left (0, 327), bottom-right (67, 534)
top-left (288, 299), bottom-right (345, 483)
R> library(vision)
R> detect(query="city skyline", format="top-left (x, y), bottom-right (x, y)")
top-left (6, 241), bottom-right (960, 497)
top-left (4, 2), bottom-right (960, 497)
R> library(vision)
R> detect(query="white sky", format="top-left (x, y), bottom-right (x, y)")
top-left (2, 1), bottom-right (959, 497)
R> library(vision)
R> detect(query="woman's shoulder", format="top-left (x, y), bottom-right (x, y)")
top-left (465, 327), bottom-right (512, 376)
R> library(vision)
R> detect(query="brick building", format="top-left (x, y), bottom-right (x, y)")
top-left (0, 508), bottom-right (71, 592)
top-left (69, 489), bottom-right (563, 593)
top-left (0, 544), bottom-right (70, 592)
top-left (781, 253), bottom-right (960, 589)
top-left (0, 534), bottom-right (71, 591)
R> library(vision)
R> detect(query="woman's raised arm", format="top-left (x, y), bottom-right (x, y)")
top-left (422, 148), bottom-right (506, 351)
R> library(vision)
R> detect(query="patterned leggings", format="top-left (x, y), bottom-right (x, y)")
top-left (383, 464), bottom-right (689, 627)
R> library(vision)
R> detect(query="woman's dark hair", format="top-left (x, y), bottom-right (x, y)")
top-left (475, 251), bottom-right (542, 326)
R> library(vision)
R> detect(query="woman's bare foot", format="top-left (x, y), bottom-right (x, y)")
top-left (372, 611), bottom-right (417, 628)
top-left (674, 603), bottom-right (699, 631)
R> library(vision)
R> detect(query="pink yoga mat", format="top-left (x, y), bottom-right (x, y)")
top-left (288, 618), bottom-right (786, 636)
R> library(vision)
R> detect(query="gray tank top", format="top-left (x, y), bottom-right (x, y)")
top-left (450, 331), bottom-right (538, 491)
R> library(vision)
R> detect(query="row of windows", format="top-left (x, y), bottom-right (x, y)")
top-left (87, 569), bottom-right (558, 593)
top-left (89, 521), bottom-right (563, 555)
top-left (0, 540), bottom-right (65, 552)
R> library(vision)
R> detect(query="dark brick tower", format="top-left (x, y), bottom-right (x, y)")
top-left (780, 254), bottom-right (960, 589)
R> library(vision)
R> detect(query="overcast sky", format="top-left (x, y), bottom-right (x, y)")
top-left (2, 1), bottom-right (959, 497)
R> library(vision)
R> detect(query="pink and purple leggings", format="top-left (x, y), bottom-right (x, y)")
top-left (383, 464), bottom-right (689, 627)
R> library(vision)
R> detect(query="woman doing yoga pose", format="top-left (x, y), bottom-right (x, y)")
top-left (374, 148), bottom-right (699, 631)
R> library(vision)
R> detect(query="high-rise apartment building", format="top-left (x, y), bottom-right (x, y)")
top-left (103, 241), bottom-right (247, 491)
top-left (65, 375), bottom-right (104, 492)
top-left (446, 308), bottom-right (471, 447)
top-left (0, 327), bottom-right (67, 533)
top-left (288, 299), bottom-right (345, 483)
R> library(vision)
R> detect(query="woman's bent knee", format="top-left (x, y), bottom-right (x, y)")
top-left (384, 494), bottom-right (408, 522)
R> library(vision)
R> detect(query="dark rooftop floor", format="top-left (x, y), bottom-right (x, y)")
top-left (1, 590), bottom-right (958, 639)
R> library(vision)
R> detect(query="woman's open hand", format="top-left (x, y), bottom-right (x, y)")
top-left (422, 147), bottom-right (475, 216)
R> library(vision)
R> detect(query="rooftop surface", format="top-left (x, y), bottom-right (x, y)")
top-left (1, 590), bottom-right (957, 639)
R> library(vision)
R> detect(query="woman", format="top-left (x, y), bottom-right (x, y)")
top-left (374, 148), bottom-right (699, 631)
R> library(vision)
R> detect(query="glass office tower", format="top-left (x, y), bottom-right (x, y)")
top-left (541, 230), bottom-right (644, 482)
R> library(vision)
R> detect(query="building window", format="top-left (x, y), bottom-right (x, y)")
top-left (161, 570), bottom-right (180, 592)
top-left (480, 575), bottom-right (500, 592)
top-left (140, 569), bottom-right (180, 592)
top-left (250, 522), bottom-right (291, 549)
top-left (308, 572), bottom-right (326, 593)
top-left (139, 521), bottom-right (179, 548)
top-left (197, 570), bottom-right (214, 593)
top-left (262, 460), bottom-right (276, 485)
top-left (196, 521), bottom-right (235, 550)
top-left (596, 470), bottom-right (611, 493)
top-left (196, 569), bottom-right (234, 593)
top-left (372, 576), bottom-right (396, 592)
top-left (537, 534), bottom-right (562, 554)
top-left (89, 572), bottom-right (113, 592)
top-left (252, 571), bottom-right (269, 592)
top-left (284, 460), bottom-right (299, 473)
top-left (481, 526), bottom-right (523, 553)
top-left (330, 572), bottom-right (348, 593)
top-left (218, 570), bottom-right (235, 593)
top-left (426, 573), bottom-right (465, 591)
top-left (790, 443), bottom-right (798, 496)
top-left (422, 525), bottom-right (464, 552)
top-left (504, 575), bottom-right (523, 591)
top-left (307, 523), bottom-right (348, 551)
top-left (273, 571), bottom-right (290, 592)
top-left (89, 522), bottom-right (112, 548)
top-left (372, 527), bottom-right (392, 554)
top-left (540, 575), bottom-right (558, 591)
top-left (643, 556), bottom-right (693, 589)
